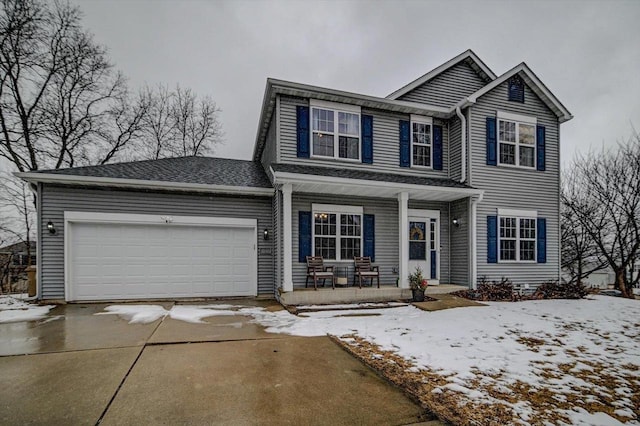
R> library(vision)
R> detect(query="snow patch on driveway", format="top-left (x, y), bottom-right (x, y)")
top-left (98, 304), bottom-right (267, 324)
top-left (0, 296), bottom-right (54, 323)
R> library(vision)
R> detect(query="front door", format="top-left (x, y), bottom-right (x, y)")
top-left (408, 210), bottom-right (440, 285)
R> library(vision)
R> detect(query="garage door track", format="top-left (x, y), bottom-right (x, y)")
top-left (0, 300), bottom-right (426, 425)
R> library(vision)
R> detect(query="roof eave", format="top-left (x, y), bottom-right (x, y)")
top-left (386, 49), bottom-right (497, 100)
top-left (465, 63), bottom-right (573, 123)
top-left (15, 172), bottom-right (275, 197)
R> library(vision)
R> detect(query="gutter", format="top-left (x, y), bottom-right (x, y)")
top-left (455, 106), bottom-right (467, 183)
top-left (14, 172), bottom-right (275, 197)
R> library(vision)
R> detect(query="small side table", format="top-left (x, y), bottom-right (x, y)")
top-left (335, 266), bottom-right (349, 287)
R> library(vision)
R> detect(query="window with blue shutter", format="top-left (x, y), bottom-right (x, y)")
top-left (299, 211), bottom-right (312, 262)
top-left (433, 125), bottom-right (443, 170)
top-left (296, 106), bottom-right (310, 158)
top-left (536, 125), bottom-right (545, 171)
top-left (363, 214), bottom-right (375, 261)
top-left (508, 75), bottom-right (525, 103)
top-left (361, 115), bottom-right (373, 164)
top-left (537, 218), bottom-right (547, 263)
top-left (487, 215), bottom-right (498, 263)
top-left (399, 120), bottom-right (410, 167)
top-left (486, 117), bottom-right (497, 166)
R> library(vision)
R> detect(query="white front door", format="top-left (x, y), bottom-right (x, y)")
top-left (408, 209), bottom-right (440, 285)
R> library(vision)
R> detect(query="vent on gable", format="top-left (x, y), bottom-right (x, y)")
top-left (508, 75), bottom-right (525, 103)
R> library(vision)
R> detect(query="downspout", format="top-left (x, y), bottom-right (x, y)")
top-left (455, 106), bottom-right (466, 183)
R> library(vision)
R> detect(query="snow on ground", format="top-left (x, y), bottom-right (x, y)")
top-left (0, 296), bottom-right (54, 323)
top-left (98, 304), bottom-right (265, 324)
top-left (101, 296), bottom-right (640, 424)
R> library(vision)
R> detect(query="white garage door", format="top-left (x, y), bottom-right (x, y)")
top-left (66, 213), bottom-right (257, 301)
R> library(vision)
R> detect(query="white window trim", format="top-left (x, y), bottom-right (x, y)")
top-left (497, 112), bottom-right (537, 169)
top-left (311, 204), bottom-right (363, 262)
top-left (309, 100), bottom-right (361, 161)
top-left (410, 115), bottom-right (433, 169)
top-left (497, 209), bottom-right (537, 263)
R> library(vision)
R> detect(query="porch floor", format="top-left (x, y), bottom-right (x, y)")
top-left (279, 284), bottom-right (468, 306)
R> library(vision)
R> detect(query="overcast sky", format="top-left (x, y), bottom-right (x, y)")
top-left (15, 0), bottom-right (640, 168)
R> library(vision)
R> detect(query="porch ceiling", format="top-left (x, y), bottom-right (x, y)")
top-left (272, 170), bottom-right (483, 202)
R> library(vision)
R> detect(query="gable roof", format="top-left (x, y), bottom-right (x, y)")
top-left (16, 156), bottom-right (273, 196)
top-left (386, 49), bottom-right (497, 100)
top-left (460, 62), bottom-right (573, 123)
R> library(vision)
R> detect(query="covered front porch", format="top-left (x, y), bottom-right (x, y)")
top-left (279, 283), bottom-right (469, 306)
top-left (270, 164), bottom-right (484, 305)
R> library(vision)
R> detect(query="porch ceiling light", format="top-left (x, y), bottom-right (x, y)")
top-left (263, 228), bottom-right (269, 240)
top-left (47, 221), bottom-right (56, 234)
top-left (452, 218), bottom-right (460, 228)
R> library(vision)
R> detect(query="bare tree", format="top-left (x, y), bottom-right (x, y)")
top-left (0, 0), bottom-right (147, 171)
top-left (562, 133), bottom-right (640, 298)
top-left (134, 84), bottom-right (223, 160)
top-left (560, 186), bottom-right (605, 284)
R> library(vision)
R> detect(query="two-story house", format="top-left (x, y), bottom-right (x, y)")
top-left (18, 50), bottom-right (572, 303)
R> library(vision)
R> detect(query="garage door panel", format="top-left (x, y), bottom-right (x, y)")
top-left (68, 220), bottom-right (256, 301)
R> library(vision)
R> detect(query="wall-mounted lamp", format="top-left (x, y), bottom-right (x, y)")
top-left (452, 218), bottom-right (460, 228)
top-left (47, 221), bottom-right (56, 234)
top-left (263, 228), bottom-right (269, 240)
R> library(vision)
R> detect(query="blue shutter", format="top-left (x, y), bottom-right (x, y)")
top-left (536, 125), bottom-right (546, 171)
top-left (399, 120), bottom-right (410, 167)
top-left (363, 214), bottom-right (375, 261)
top-left (537, 218), bottom-right (547, 263)
top-left (299, 211), bottom-right (312, 262)
top-left (433, 125), bottom-right (443, 170)
top-left (361, 114), bottom-right (373, 164)
top-left (486, 117), bottom-right (497, 166)
top-left (296, 106), bottom-right (310, 158)
top-left (487, 215), bottom-right (498, 263)
top-left (430, 251), bottom-right (437, 279)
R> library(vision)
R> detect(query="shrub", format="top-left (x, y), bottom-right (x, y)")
top-left (453, 276), bottom-right (515, 301)
top-left (534, 280), bottom-right (588, 299)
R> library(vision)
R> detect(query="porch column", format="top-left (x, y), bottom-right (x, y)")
top-left (398, 192), bottom-right (409, 289)
top-left (469, 194), bottom-right (483, 290)
top-left (282, 183), bottom-right (293, 292)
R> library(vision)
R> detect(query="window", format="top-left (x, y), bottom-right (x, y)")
top-left (499, 211), bottom-right (536, 262)
top-left (312, 204), bottom-right (362, 261)
top-left (497, 112), bottom-right (536, 169)
top-left (411, 115), bottom-right (432, 167)
top-left (310, 100), bottom-right (360, 160)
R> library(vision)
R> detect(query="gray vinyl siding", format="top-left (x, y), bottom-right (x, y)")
top-left (291, 194), bottom-right (400, 288)
top-left (397, 62), bottom-right (488, 108)
top-left (449, 116), bottom-right (462, 182)
top-left (449, 198), bottom-right (469, 286)
top-left (39, 185), bottom-right (274, 300)
top-left (278, 95), bottom-right (449, 179)
top-left (290, 194), bottom-right (452, 288)
top-left (408, 200), bottom-right (451, 283)
top-left (261, 110), bottom-right (277, 169)
top-left (469, 78), bottom-right (560, 285)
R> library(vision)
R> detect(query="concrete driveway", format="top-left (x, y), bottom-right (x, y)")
top-left (0, 300), bottom-right (427, 425)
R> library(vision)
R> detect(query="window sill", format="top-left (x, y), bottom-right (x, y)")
top-left (310, 155), bottom-right (361, 163)
top-left (411, 164), bottom-right (434, 170)
top-left (497, 260), bottom-right (537, 264)
top-left (496, 163), bottom-right (537, 171)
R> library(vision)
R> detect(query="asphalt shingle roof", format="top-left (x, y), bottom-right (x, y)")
top-left (38, 156), bottom-right (272, 188)
top-left (271, 163), bottom-right (474, 189)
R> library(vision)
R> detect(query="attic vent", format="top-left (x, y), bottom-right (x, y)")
top-left (508, 75), bottom-right (525, 103)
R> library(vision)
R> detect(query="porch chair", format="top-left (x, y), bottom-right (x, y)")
top-left (305, 256), bottom-right (335, 290)
top-left (353, 256), bottom-right (380, 288)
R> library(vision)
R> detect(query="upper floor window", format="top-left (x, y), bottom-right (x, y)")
top-left (497, 111), bottom-right (536, 169)
top-left (411, 115), bottom-right (432, 168)
top-left (310, 100), bottom-right (360, 161)
top-left (508, 75), bottom-right (525, 103)
top-left (498, 209), bottom-right (536, 262)
top-left (312, 204), bottom-right (362, 261)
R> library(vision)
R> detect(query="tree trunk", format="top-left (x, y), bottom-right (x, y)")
top-left (615, 269), bottom-right (632, 298)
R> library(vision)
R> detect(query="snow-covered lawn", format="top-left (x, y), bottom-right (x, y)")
top-left (98, 296), bottom-right (640, 425)
top-left (0, 296), bottom-right (54, 323)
